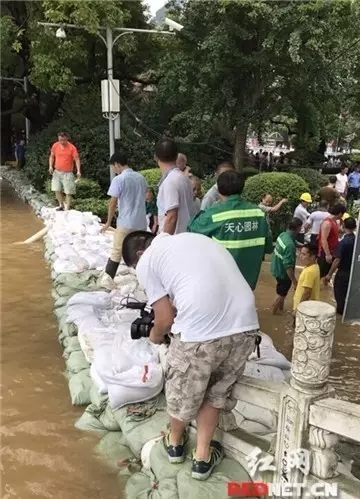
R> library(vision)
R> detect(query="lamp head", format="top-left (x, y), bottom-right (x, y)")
top-left (164, 17), bottom-right (183, 32)
top-left (55, 27), bottom-right (66, 39)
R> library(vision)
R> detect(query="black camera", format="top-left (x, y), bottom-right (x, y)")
top-left (126, 301), bottom-right (154, 340)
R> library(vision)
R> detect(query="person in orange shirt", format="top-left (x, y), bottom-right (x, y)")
top-left (49, 131), bottom-right (81, 210)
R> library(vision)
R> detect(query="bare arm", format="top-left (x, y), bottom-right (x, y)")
top-left (326, 258), bottom-right (340, 280)
top-left (163, 208), bottom-right (178, 235)
top-left (74, 155), bottom-right (81, 176)
top-left (49, 152), bottom-right (55, 172)
top-left (149, 296), bottom-right (176, 343)
top-left (299, 287), bottom-right (312, 303)
top-left (320, 221), bottom-right (332, 258)
top-left (101, 197), bottom-right (117, 231)
top-left (269, 198), bottom-right (288, 213)
top-left (152, 215), bottom-right (159, 232)
top-left (286, 267), bottom-right (297, 288)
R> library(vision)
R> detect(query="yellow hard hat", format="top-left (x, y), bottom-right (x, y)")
top-left (300, 192), bottom-right (312, 203)
top-left (342, 212), bottom-right (350, 221)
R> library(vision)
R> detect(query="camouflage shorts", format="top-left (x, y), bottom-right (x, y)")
top-left (165, 331), bottom-right (257, 423)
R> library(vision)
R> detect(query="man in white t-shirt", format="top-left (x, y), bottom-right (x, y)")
top-left (335, 165), bottom-right (349, 197)
top-left (293, 192), bottom-right (312, 244)
top-left (122, 230), bottom-right (259, 481)
top-left (155, 139), bottom-right (196, 234)
top-left (303, 200), bottom-right (330, 245)
top-left (201, 162), bottom-right (234, 210)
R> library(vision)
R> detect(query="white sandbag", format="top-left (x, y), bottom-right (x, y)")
top-left (107, 364), bottom-right (164, 411)
top-left (67, 291), bottom-right (111, 309)
top-left (248, 332), bottom-right (291, 370)
top-left (234, 400), bottom-right (277, 430)
top-left (66, 304), bottom-right (94, 323)
top-left (112, 337), bottom-right (159, 375)
top-left (244, 362), bottom-right (286, 382)
top-left (90, 363), bottom-right (109, 394)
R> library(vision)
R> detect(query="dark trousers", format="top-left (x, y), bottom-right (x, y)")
top-left (347, 187), bottom-right (359, 204)
top-left (333, 270), bottom-right (350, 315)
top-left (310, 234), bottom-right (318, 245)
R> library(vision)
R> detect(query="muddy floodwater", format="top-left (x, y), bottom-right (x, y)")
top-left (1, 180), bottom-right (360, 498)
top-left (1, 181), bottom-right (123, 498)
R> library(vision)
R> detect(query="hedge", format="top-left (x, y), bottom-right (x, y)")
top-left (73, 198), bottom-right (108, 223)
top-left (290, 168), bottom-right (328, 194)
top-left (242, 172), bottom-right (309, 238)
top-left (45, 178), bottom-right (104, 200)
top-left (140, 168), bottom-right (162, 190)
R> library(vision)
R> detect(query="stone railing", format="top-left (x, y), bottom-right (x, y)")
top-left (196, 300), bottom-right (360, 498)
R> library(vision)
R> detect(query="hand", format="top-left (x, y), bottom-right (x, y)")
top-left (100, 223), bottom-right (110, 233)
top-left (325, 254), bottom-right (333, 264)
top-left (49, 166), bottom-right (54, 175)
top-left (76, 171), bottom-right (81, 179)
top-left (149, 328), bottom-right (165, 344)
top-left (282, 198), bottom-right (288, 203)
top-left (324, 274), bottom-right (332, 285)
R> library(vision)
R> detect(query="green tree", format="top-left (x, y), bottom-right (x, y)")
top-left (152, 0), bottom-right (360, 170)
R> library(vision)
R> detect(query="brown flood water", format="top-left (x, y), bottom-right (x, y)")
top-left (1, 181), bottom-right (360, 497)
top-left (1, 181), bottom-right (123, 499)
top-left (256, 259), bottom-right (360, 403)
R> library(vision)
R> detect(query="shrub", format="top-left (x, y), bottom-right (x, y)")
top-left (73, 198), bottom-right (108, 223)
top-left (140, 168), bottom-right (162, 190)
top-left (286, 150), bottom-right (325, 166)
top-left (242, 172), bottom-right (309, 239)
top-left (45, 177), bottom-right (103, 200)
top-left (291, 168), bottom-right (328, 194)
top-left (73, 178), bottom-right (103, 199)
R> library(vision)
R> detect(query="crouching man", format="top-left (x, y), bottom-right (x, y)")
top-left (122, 230), bottom-right (259, 480)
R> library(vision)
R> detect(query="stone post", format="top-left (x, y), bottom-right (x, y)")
top-left (273, 301), bottom-right (336, 495)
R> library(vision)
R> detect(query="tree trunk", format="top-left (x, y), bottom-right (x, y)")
top-left (233, 121), bottom-right (249, 172)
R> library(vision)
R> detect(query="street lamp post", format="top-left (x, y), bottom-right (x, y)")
top-left (38, 21), bottom-right (176, 181)
top-left (0, 76), bottom-right (30, 143)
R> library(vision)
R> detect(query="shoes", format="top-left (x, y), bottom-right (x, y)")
top-left (191, 440), bottom-right (224, 480)
top-left (56, 205), bottom-right (64, 211)
top-left (164, 432), bottom-right (186, 464)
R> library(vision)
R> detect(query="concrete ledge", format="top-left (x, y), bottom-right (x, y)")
top-left (309, 398), bottom-right (360, 442)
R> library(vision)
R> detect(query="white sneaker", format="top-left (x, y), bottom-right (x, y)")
top-left (97, 271), bottom-right (116, 291)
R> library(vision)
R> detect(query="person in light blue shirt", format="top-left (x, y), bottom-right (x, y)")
top-left (347, 163), bottom-right (360, 204)
top-left (101, 152), bottom-right (148, 281)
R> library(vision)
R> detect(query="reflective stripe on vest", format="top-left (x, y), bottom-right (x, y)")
top-left (212, 236), bottom-right (266, 249)
top-left (212, 209), bottom-right (265, 223)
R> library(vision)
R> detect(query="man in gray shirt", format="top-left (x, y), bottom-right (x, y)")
top-left (201, 162), bottom-right (234, 210)
top-left (100, 152), bottom-right (147, 285)
top-left (155, 139), bottom-right (196, 234)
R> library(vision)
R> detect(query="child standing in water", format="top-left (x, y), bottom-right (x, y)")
top-left (145, 187), bottom-right (158, 234)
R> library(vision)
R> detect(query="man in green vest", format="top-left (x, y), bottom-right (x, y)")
top-left (270, 217), bottom-right (303, 314)
top-left (187, 170), bottom-right (273, 290)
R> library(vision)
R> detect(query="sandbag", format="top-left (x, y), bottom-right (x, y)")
top-left (234, 400), bottom-right (277, 430)
top-left (243, 362), bottom-right (286, 382)
top-left (54, 305), bottom-right (67, 321)
top-left (96, 432), bottom-right (136, 472)
top-left (68, 369), bottom-right (92, 405)
top-left (113, 394), bottom-right (169, 457)
top-left (125, 436), bottom-right (252, 499)
top-left (63, 337), bottom-right (81, 358)
top-left (65, 350), bottom-right (90, 374)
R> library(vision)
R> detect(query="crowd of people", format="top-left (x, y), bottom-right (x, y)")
top-left (47, 132), bottom-right (358, 481)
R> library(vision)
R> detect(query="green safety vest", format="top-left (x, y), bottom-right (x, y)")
top-left (270, 231), bottom-right (297, 280)
top-left (187, 195), bottom-right (273, 290)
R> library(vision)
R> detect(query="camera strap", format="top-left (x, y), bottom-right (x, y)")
top-left (254, 334), bottom-right (262, 359)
